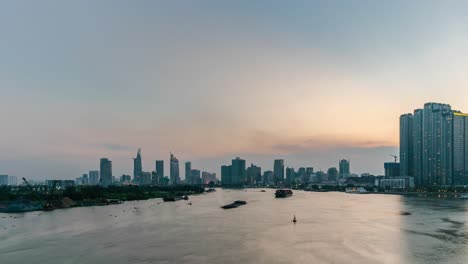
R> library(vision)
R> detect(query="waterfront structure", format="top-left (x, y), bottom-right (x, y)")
top-left (100, 158), bottom-right (113, 187)
top-left (273, 159), bottom-right (285, 184)
top-left (156, 160), bottom-right (164, 182)
top-left (231, 157), bottom-right (246, 186)
top-left (185, 162), bottom-right (192, 184)
top-left (339, 159), bottom-right (350, 179)
top-left (400, 113), bottom-right (414, 177)
top-left (133, 149), bottom-right (143, 184)
top-left (0, 175), bottom-right (8, 186)
top-left (170, 153), bottom-right (180, 185)
top-left (221, 165), bottom-right (232, 186)
top-left (384, 162), bottom-right (400, 177)
top-left (89, 170), bottom-right (99, 185)
top-left (375, 176), bottom-right (414, 190)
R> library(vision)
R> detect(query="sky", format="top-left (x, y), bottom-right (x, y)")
top-left (2, 0), bottom-right (468, 180)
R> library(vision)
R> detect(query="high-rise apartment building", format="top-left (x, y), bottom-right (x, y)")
top-left (273, 159), bottom-right (285, 184)
top-left (231, 157), bottom-right (246, 186)
top-left (170, 153), bottom-right (180, 184)
top-left (185, 161), bottom-right (192, 184)
top-left (100, 158), bottom-right (112, 187)
top-left (339, 159), bottom-right (350, 179)
top-left (400, 113), bottom-right (414, 177)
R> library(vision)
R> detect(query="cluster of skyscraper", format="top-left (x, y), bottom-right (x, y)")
top-left (400, 102), bottom-right (468, 186)
top-left (75, 149), bottom-right (217, 187)
top-left (220, 158), bottom-right (351, 187)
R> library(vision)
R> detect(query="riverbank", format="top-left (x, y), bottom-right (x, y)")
top-left (0, 185), bottom-right (206, 213)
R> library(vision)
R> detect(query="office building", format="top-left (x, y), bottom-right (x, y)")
top-left (170, 153), bottom-right (180, 184)
top-left (202, 171), bottom-right (217, 184)
top-left (0, 175), bottom-right (8, 186)
top-left (221, 165), bottom-right (232, 186)
top-left (185, 162), bottom-right (192, 184)
top-left (191, 169), bottom-right (201, 185)
top-left (121, 175), bottom-right (131, 184)
top-left (82, 174), bottom-right (89, 185)
top-left (263, 171), bottom-right (274, 185)
top-left (273, 159), bottom-right (285, 184)
top-left (246, 164), bottom-right (261, 185)
top-left (327, 167), bottom-right (338, 182)
top-left (286, 167), bottom-right (295, 184)
top-left (89, 171), bottom-right (99, 185)
top-left (231, 157), bottom-right (246, 186)
top-left (133, 149), bottom-right (143, 184)
top-left (156, 160), bottom-right (164, 183)
top-left (100, 158), bottom-right (113, 187)
top-left (339, 159), bottom-right (350, 179)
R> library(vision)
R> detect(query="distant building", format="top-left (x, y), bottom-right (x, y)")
top-left (263, 171), bottom-right (274, 185)
top-left (400, 114), bottom-right (414, 177)
top-left (89, 171), bottom-right (99, 185)
top-left (376, 176), bottom-right (414, 190)
top-left (202, 171), bottom-right (217, 184)
top-left (384, 162), bottom-right (400, 177)
top-left (100, 158), bottom-right (113, 187)
top-left (221, 165), bottom-right (232, 186)
top-left (133, 149), bottom-right (143, 184)
top-left (82, 174), bottom-right (89, 185)
top-left (273, 159), bottom-right (285, 184)
top-left (185, 162), bottom-right (192, 184)
top-left (155, 160), bottom-right (164, 183)
top-left (246, 164), bottom-right (261, 185)
top-left (327, 167), bottom-right (338, 182)
top-left (286, 167), bottom-right (295, 184)
top-left (141, 172), bottom-right (152, 185)
top-left (339, 159), bottom-right (350, 179)
top-left (170, 153), bottom-right (180, 184)
top-left (47, 180), bottom-right (75, 189)
top-left (120, 174), bottom-right (131, 184)
top-left (191, 169), bottom-right (201, 185)
top-left (0, 175), bottom-right (8, 186)
top-left (231, 157), bottom-right (246, 186)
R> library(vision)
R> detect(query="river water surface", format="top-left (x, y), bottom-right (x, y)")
top-left (0, 189), bottom-right (467, 264)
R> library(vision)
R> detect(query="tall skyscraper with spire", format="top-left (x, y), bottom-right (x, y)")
top-left (170, 153), bottom-right (180, 185)
top-left (133, 148), bottom-right (143, 184)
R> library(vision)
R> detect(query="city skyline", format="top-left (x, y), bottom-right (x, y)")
top-left (4, 1), bottom-right (468, 179)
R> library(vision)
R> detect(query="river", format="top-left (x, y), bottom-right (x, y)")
top-left (0, 189), bottom-right (467, 264)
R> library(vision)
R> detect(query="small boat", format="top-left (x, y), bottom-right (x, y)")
top-left (205, 188), bottom-right (216, 193)
top-left (275, 189), bottom-right (293, 198)
top-left (260, 190), bottom-right (266, 192)
top-left (293, 215), bottom-right (297, 223)
top-left (459, 194), bottom-right (468, 199)
top-left (183, 195), bottom-right (189, 200)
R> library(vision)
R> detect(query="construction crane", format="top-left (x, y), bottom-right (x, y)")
top-left (390, 155), bottom-right (398, 163)
top-left (22, 177), bottom-right (33, 190)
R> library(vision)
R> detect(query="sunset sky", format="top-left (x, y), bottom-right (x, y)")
top-left (2, 1), bottom-right (468, 179)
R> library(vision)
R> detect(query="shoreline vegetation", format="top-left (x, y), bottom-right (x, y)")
top-left (0, 185), bottom-right (205, 213)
